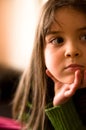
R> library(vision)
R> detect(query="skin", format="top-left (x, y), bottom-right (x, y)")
top-left (44, 7), bottom-right (86, 106)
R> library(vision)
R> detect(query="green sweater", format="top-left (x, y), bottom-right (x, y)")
top-left (45, 99), bottom-right (86, 130)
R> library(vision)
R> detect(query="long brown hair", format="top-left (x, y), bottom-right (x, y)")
top-left (13, 0), bottom-right (86, 129)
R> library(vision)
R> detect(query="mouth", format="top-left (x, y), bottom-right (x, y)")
top-left (65, 64), bottom-right (84, 71)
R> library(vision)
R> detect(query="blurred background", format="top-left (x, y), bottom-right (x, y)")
top-left (0, 0), bottom-right (47, 70)
top-left (0, 0), bottom-right (47, 118)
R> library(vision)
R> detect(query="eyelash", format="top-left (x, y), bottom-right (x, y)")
top-left (48, 33), bottom-right (86, 46)
top-left (49, 37), bottom-right (64, 45)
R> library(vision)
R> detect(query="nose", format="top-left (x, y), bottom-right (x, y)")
top-left (65, 44), bottom-right (81, 58)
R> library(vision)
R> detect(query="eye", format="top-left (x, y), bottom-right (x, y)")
top-left (80, 34), bottom-right (86, 41)
top-left (50, 37), bottom-right (64, 45)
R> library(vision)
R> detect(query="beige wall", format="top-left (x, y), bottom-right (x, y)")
top-left (0, 0), bottom-right (40, 69)
top-left (0, 0), bottom-right (14, 68)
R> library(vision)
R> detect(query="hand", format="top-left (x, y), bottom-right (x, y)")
top-left (46, 69), bottom-right (85, 106)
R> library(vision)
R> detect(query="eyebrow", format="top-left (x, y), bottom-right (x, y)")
top-left (46, 31), bottom-right (62, 36)
top-left (46, 26), bottom-right (86, 36)
top-left (77, 26), bottom-right (86, 31)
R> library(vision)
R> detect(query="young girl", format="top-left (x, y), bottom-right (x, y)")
top-left (13, 0), bottom-right (86, 129)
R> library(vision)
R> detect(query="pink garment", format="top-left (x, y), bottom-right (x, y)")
top-left (0, 116), bottom-right (21, 130)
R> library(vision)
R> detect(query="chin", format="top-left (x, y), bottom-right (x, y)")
top-left (58, 75), bottom-right (75, 84)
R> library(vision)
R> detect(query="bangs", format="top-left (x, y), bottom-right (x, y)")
top-left (42, 0), bottom-right (86, 37)
top-left (43, 10), bottom-right (56, 36)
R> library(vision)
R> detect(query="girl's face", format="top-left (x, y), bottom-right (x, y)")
top-left (44, 7), bottom-right (86, 84)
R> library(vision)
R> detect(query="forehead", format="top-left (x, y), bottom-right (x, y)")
top-left (49, 7), bottom-right (86, 31)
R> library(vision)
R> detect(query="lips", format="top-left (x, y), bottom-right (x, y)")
top-left (65, 64), bottom-right (84, 71)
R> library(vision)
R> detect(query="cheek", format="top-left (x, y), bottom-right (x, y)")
top-left (45, 56), bottom-right (56, 71)
top-left (44, 49), bottom-right (62, 78)
top-left (44, 46), bottom-right (64, 65)
top-left (44, 47), bottom-right (62, 64)
top-left (45, 55), bottom-right (61, 69)
top-left (44, 49), bottom-right (75, 84)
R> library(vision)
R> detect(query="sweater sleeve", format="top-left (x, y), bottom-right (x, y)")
top-left (45, 99), bottom-right (86, 130)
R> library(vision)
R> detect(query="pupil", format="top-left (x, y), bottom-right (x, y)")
top-left (58, 37), bottom-right (63, 43)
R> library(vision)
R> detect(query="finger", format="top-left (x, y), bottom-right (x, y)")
top-left (64, 70), bottom-right (81, 97)
top-left (72, 69), bottom-right (82, 89)
top-left (53, 84), bottom-right (71, 106)
top-left (53, 94), bottom-right (69, 106)
top-left (53, 70), bottom-right (82, 106)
